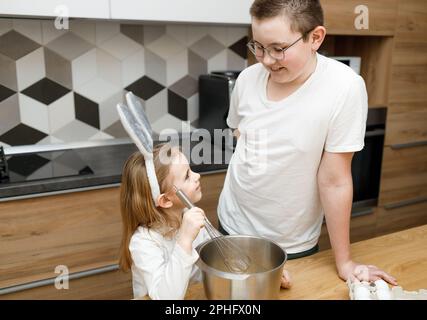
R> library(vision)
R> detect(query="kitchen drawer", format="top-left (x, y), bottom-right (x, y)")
top-left (385, 103), bottom-right (427, 146)
top-left (1, 266), bottom-right (132, 300)
top-left (379, 145), bottom-right (427, 207)
top-left (318, 209), bottom-right (377, 251)
top-left (0, 187), bottom-right (122, 289)
top-left (376, 200), bottom-right (427, 237)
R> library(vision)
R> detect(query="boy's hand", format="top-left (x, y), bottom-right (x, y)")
top-left (281, 269), bottom-right (292, 289)
top-left (338, 260), bottom-right (397, 286)
top-left (177, 207), bottom-right (205, 254)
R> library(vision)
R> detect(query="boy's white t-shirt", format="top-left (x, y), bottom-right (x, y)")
top-left (129, 225), bottom-right (209, 299)
top-left (218, 53), bottom-right (368, 254)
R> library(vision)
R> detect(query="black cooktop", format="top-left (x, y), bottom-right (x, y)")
top-left (0, 140), bottom-right (231, 199)
top-left (0, 148), bottom-right (94, 184)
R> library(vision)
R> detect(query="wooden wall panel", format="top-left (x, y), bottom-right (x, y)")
top-left (197, 172), bottom-right (226, 228)
top-left (389, 65), bottom-right (427, 103)
top-left (379, 146), bottom-right (427, 206)
top-left (392, 41), bottom-right (427, 66)
top-left (394, 0), bottom-right (427, 43)
top-left (385, 102), bottom-right (427, 146)
top-left (379, 0), bottom-right (427, 225)
top-left (388, 0), bottom-right (427, 104)
top-left (321, 0), bottom-right (398, 35)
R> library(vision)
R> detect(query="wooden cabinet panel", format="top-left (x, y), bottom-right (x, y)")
top-left (350, 212), bottom-right (378, 243)
top-left (389, 64), bottom-right (427, 103)
top-left (0, 187), bottom-right (122, 289)
top-left (392, 41), bottom-right (427, 66)
top-left (1, 269), bottom-right (132, 300)
top-left (394, 0), bottom-right (427, 43)
top-left (385, 103), bottom-right (427, 146)
top-left (379, 145), bottom-right (427, 206)
top-left (197, 172), bottom-right (226, 229)
top-left (318, 224), bottom-right (331, 251)
top-left (388, 0), bottom-right (427, 103)
top-left (376, 201), bottom-right (427, 237)
top-left (318, 211), bottom-right (378, 251)
top-left (321, 0), bottom-right (398, 35)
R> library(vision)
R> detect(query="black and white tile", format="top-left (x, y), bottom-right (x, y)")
top-left (0, 18), bottom-right (248, 147)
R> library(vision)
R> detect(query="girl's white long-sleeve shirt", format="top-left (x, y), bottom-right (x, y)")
top-left (129, 225), bottom-right (209, 299)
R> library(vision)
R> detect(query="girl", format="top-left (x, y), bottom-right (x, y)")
top-left (119, 143), bottom-right (292, 300)
top-left (119, 143), bottom-right (208, 299)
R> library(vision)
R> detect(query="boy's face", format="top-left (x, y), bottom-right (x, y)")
top-left (251, 15), bottom-right (316, 85)
top-left (168, 151), bottom-right (202, 206)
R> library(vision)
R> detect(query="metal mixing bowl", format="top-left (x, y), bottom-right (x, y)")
top-left (196, 235), bottom-right (287, 300)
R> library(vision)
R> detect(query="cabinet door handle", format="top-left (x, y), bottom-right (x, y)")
top-left (384, 196), bottom-right (427, 210)
top-left (352, 207), bottom-right (374, 217)
top-left (0, 264), bottom-right (119, 295)
top-left (390, 140), bottom-right (427, 150)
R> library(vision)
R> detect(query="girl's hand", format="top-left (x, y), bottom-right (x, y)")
top-left (281, 269), bottom-right (292, 289)
top-left (176, 207), bottom-right (205, 254)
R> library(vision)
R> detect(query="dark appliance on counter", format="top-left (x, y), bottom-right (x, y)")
top-left (351, 107), bottom-right (386, 215)
top-left (198, 71), bottom-right (241, 149)
top-left (0, 146), bottom-right (10, 183)
top-left (0, 149), bottom-right (94, 185)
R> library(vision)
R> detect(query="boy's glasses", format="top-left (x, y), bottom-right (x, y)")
top-left (247, 30), bottom-right (311, 61)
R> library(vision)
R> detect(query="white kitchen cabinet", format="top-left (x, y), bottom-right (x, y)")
top-left (0, 0), bottom-right (253, 24)
top-left (110, 0), bottom-right (253, 24)
top-left (0, 0), bottom-right (110, 19)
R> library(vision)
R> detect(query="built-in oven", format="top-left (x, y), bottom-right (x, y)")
top-left (351, 107), bottom-right (386, 216)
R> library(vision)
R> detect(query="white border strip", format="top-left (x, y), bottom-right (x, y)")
top-left (3, 138), bottom-right (132, 155)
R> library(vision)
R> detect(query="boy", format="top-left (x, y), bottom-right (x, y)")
top-left (218, 0), bottom-right (397, 286)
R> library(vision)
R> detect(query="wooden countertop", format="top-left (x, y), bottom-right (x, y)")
top-left (184, 224), bottom-right (427, 299)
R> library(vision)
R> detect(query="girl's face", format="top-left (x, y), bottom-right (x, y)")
top-left (251, 15), bottom-right (315, 86)
top-left (168, 151), bottom-right (202, 206)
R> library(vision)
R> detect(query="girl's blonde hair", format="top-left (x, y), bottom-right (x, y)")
top-left (119, 143), bottom-right (180, 271)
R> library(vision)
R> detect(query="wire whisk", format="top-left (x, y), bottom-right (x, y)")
top-left (173, 186), bottom-right (252, 273)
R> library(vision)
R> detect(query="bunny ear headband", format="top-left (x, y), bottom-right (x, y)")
top-left (117, 92), bottom-right (160, 205)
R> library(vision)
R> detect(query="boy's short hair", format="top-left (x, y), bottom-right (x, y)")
top-left (250, 0), bottom-right (324, 40)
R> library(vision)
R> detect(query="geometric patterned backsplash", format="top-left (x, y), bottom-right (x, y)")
top-left (0, 18), bottom-right (248, 147)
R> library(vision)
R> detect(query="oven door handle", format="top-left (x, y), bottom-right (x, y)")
top-left (365, 129), bottom-right (385, 138)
